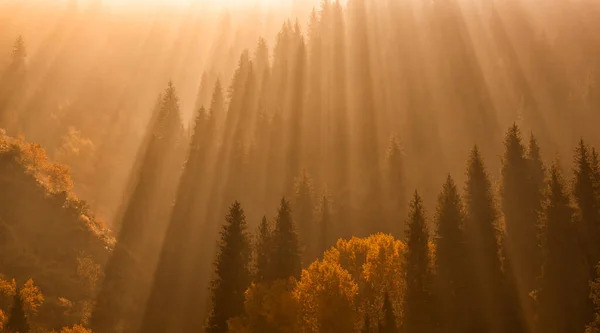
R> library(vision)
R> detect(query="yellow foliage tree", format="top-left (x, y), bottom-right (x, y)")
top-left (294, 260), bottom-right (359, 332)
top-left (20, 278), bottom-right (45, 315)
top-left (60, 324), bottom-right (94, 333)
top-left (0, 308), bottom-right (6, 331)
top-left (323, 234), bottom-right (405, 329)
top-left (228, 279), bottom-right (299, 333)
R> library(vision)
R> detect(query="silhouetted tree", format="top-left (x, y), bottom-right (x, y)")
top-left (317, 194), bottom-right (332, 257)
top-left (255, 216), bottom-right (271, 283)
top-left (385, 136), bottom-right (407, 237)
top-left (434, 175), bottom-right (467, 332)
top-left (206, 201), bottom-right (252, 333)
top-left (294, 170), bottom-right (314, 261)
top-left (500, 125), bottom-right (542, 301)
top-left (538, 163), bottom-right (589, 333)
top-left (463, 146), bottom-right (504, 332)
top-left (402, 192), bottom-right (435, 333)
top-left (269, 198), bottom-right (301, 281)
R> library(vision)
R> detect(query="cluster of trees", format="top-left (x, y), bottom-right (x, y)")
top-left (203, 125), bottom-right (600, 333)
top-left (1, 0), bottom-right (600, 332)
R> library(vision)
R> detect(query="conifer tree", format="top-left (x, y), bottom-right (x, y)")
top-left (538, 163), bottom-right (590, 333)
top-left (463, 146), bottom-right (505, 332)
top-left (255, 216), bottom-right (271, 283)
top-left (269, 198), bottom-right (301, 281)
top-left (385, 136), bottom-right (407, 237)
top-left (500, 125), bottom-right (542, 299)
top-left (209, 79), bottom-right (224, 129)
top-left (92, 82), bottom-right (184, 333)
top-left (206, 201), bottom-right (252, 333)
top-left (403, 192), bottom-right (435, 333)
top-left (434, 175), bottom-right (467, 332)
top-left (317, 194), bottom-right (332, 257)
top-left (362, 312), bottom-right (371, 333)
top-left (379, 291), bottom-right (397, 333)
top-left (7, 287), bottom-right (29, 333)
top-left (294, 170), bottom-right (314, 260)
top-left (573, 140), bottom-right (600, 279)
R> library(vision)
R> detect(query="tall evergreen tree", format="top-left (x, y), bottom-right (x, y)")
top-left (294, 170), bottom-right (314, 261)
top-left (6, 287), bottom-right (29, 333)
top-left (269, 198), bottom-right (301, 281)
top-left (573, 140), bottom-right (600, 280)
top-left (379, 291), bottom-right (398, 333)
top-left (434, 175), bottom-right (467, 333)
top-left (402, 192), bottom-right (435, 333)
top-left (463, 146), bottom-right (505, 332)
top-left (91, 82), bottom-right (184, 333)
top-left (538, 164), bottom-right (590, 333)
top-left (255, 216), bottom-right (271, 283)
top-left (385, 136), bottom-right (407, 237)
top-left (206, 201), bottom-right (252, 333)
top-left (500, 125), bottom-right (542, 302)
top-left (317, 194), bottom-right (332, 257)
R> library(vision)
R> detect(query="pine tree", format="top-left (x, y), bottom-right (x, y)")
top-left (379, 291), bottom-right (397, 333)
top-left (402, 192), bottom-right (435, 333)
top-left (206, 201), bottom-right (252, 333)
top-left (294, 170), bottom-right (314, 261)
top-left (434, 175), bottom-right (467, 333)
top-left (573, 140), bottom-right (600, 283)
top-left (317, 194), bottom-right (332, 257)
top-left (538, 163), bottom-right (590, 333)
top-left (500, 125), bottom-right (542, 301)
top-left (91, 83), bottom-right (184, 333)
top-left (463, 146), bottom-right (505, 332)
top-left (385, 136), bottom-right (407, 237)
top-left (255, 216), bottom-right (271, 283)
top-left (7, 287), bottom-right (29, 333)
top-left (269, 198), bottom-right (301, 281)
top-left (209, 79), bottom-right (224, 129)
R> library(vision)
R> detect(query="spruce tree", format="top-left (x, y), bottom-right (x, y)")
top-left (255, 216), bottom-right (271, 283)
top-left (538, 163), bottom-right (590, 333)
top-left (403, 192), bottom-right (435, 333)
top-left (92, 83), bottom-right (184, 333)
top-left (379, 291), bottom-right (397, 333)
top-left (206, 201), bottom-right (252, 333)
top-left (385, 136), bottom-right (407, 237)
top-left (294, 170), bottom-right (314, 261)
top-left (434, 175), bottom-right (467, 333)
top-left (573, 140), bottom-right (600, 281)
top-left (500, 125), bottom-right (542, 301)
top-left (269, 198), bottom-right (301, 281)
top-left (6, 287), bottom-right (29, 333)
top-left (463, 146), bottom-right (505, 332)
top-left (317, 194), bottom-right (332, 257)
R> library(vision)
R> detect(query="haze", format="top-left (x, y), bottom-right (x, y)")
top-left (1, 0), bottom-right (600, 332)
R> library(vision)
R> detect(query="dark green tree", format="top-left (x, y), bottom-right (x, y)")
top-left (294, 170), bottom-right (314, 261)
top-left (206, 201), bottom-right (252, 333)
top-left (463, 146), bottom-right (505, 332)
top-left (269, 198), bottom-right (301, 281)
top-left (385, 136), bottom-right (407, 237)
top-left (317, 194), bottom-right (332, 257)
top-left (402, 192), bottom-right (435, 333)
top-left (6, 287), bottom-right (29, 333)
top-left (573, 140), bottom-right (600, 283)
top-left (500, 125), bottom-right (542, 301)
top-left (255, 216), bottom-right (271, 283)
top-left (538, 164), bottom-right (590, 333)
top-left (379, 291), bottom-right (398, 333)
top-left (434, 175), bottom-right (467, 333)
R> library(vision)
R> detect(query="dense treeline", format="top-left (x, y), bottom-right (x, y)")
top-left (1, 0), bottom-right (600, 332)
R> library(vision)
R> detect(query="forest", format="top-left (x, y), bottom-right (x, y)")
top-left (1, 0), bottom-right (600, 332)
